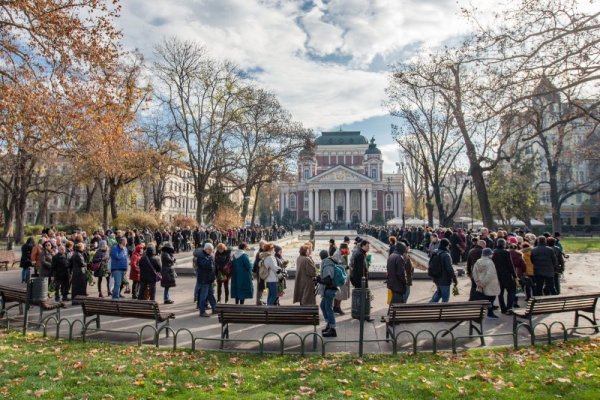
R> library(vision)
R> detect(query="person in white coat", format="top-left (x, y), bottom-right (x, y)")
top-left (472, 248), bottom-right (501, 319)
top-left (259, 243), bottom-right (279, 305)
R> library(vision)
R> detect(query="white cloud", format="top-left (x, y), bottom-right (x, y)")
top-left (115, 0), bottom-right (496, 131)
top-left (380, 143), bottom-right (401, 173)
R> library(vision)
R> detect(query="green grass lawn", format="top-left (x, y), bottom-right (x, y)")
top-left (561, 237), bottom-right (600, 254)
top-left (0, 331), bottom-right (598, 399)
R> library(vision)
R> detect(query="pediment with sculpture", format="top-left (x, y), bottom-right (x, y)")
top-left (307, 165), bottom-right (373, 184)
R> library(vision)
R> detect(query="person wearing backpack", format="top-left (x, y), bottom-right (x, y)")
top-left (317, 250), bottom-right (338, 337)
top-left (429, 239), bottom-right (457, 303)
top-left (386, 242), bottom-right (407, 304)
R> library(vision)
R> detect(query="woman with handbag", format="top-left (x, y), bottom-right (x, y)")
top-left (472, 248), bottom-right (501, 319)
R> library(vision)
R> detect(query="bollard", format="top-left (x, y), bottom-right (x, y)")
top-left (358, 276), bottom-right (366, 357)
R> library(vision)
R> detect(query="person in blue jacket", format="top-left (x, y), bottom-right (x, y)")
top-left (110, 237), bottom-right (129, 299)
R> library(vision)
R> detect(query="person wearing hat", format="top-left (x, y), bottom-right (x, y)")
top-left (429, 238), bottom-right (457, 303)
top-left (160, 242), bottom-right (177, 304)
top-left (472, 248), bottom-right (501, 319)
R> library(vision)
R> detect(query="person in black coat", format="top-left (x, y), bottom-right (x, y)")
top-left (70, 243), bottom-right (88, 305)
top-left (430, 239), bottom-right (457, 303)
top-left (138, 246), bottom-right (162, 301)
top-left (491, 239), bottom-right (517, 314)
top-left (52, 246), bottom-right (71, 301)
top-left (20, 237), bottom-right (34, 283)
top-left (386, 243), bottom-right (407, 303)
top-left (350, 240), bottom-right (370, 289)
top-left (530, 236), bottom-right (558, 296)
top-left (160, 242), bottom-right (177, 304)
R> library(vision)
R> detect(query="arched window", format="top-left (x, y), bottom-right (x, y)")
top-left (304, 167), bottom-right (310, 180)
top-left (289, 193), bottom-right (297, 209)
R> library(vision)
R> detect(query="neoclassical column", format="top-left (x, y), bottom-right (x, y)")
top-left (315, 188), bottom-right (320, 222)
top-left (329, 189), bottom-right (335, 222)
top-left (367, 188), bottom-right (372, 223)
top-left (391, 190), bottom-right (397, 218)
top-left (308, 189), bottom-right (314, 221)
top-left (361, 188), bottom-right (366, 222)
top-left (345, 188), bottom-right (351, 223)
top-left (280, 192), bottom-right (284, 217)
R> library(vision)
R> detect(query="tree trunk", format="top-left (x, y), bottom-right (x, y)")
top-left (2, 195), bottom-right (15, 238)
top-left (548, 166), bottom-right (562, 233)
top-left (102, 200), bottom-right (110, 230)
top-left (83, 183), bottom-right (97, 213)
top-left (250, 185), bottom-right (262, 227)
top-left (109, 191), bottom-right (118, 221)
top-left (449, 66), bottom-right (495, 230)
top-left (195, 192), bottom-right (205, 226)
top-left (240, 186), bottom-right (252, 222)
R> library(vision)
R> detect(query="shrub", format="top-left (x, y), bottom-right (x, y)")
top-left (171, 214), bottom-right (198, 229)
top-left (24, 224), bottom-right (44, 236)
top-left (112, 211), bottom-right (163, 231)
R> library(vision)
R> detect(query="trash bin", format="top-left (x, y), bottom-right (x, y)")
top-left (351, 288), bottom-right (371, 320)
top-left (29, 277), bottom-right (48, 302)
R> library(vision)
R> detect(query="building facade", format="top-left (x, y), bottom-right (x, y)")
top-left (279, 131), bottom-right (403, 224)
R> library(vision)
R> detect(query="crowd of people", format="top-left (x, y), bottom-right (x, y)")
top-left (18, 222), bottom-right (568, 337)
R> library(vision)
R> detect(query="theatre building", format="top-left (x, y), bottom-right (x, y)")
top-left (279, 131), bottom-right (403, 224)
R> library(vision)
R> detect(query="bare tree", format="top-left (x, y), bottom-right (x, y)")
top-left (233, 87), bottom-right (312, 222)
top-left (387, 84), bottom-right (467, 227)
top-left (153, 38), bottom-right (244, 225)
top-left (466, 0), bottom-right (600, 232)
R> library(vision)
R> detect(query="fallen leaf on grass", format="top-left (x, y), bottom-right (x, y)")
top-left (133, 380), bottom-right (145, 386)
top-left (298, 386), bottom-right (316, 396)
top-left (551, 362), bottom-right (564, 370)
top-left (34, 389), bottom-right (48, 397)
top-left (575, 372), bottom-right (595, 378)
top-left (544, 378), bottom-right (571, 385)
top-left (336, 379), bottom-right (350, 384)
top-left (339, 389), bottom-right (352, 397)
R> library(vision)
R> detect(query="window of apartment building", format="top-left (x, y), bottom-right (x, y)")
top-left (289, 194), bottom-right (296, 209)
top-left (303, 191), bottom-right (309, 210)
top-left (541, 191), bottom-right (550, 203)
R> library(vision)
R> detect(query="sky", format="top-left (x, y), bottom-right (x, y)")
top-left (116, 0), bottom-right (496, 172)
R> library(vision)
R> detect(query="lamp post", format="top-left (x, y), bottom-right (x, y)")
top-left (400, 162), bottom-right (406, 229)
top-left (386, 176), bottom-right (392, 221)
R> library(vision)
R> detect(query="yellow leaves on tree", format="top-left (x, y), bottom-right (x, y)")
top-left (212, 206), bottom-right (242, 229)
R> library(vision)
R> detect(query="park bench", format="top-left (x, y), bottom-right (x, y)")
top-left (512, 293), bottom-right (600, 343)
top-left (0, 283), bottom-right (64, 334)
top-left (0, 250), bottom-right (18, 271)
top-left (76, 296), bottom-right (175, 342)
top-left (384, 301), bottom-right (490, 346)
top-left (216, 304), bottom-right (319, 349)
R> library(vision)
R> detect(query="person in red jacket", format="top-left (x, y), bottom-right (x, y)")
top-left (129, 245), bottom-right (144, 299)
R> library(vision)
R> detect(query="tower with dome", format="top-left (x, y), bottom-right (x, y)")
top-left (279, 131), bottom-right (403, 225)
